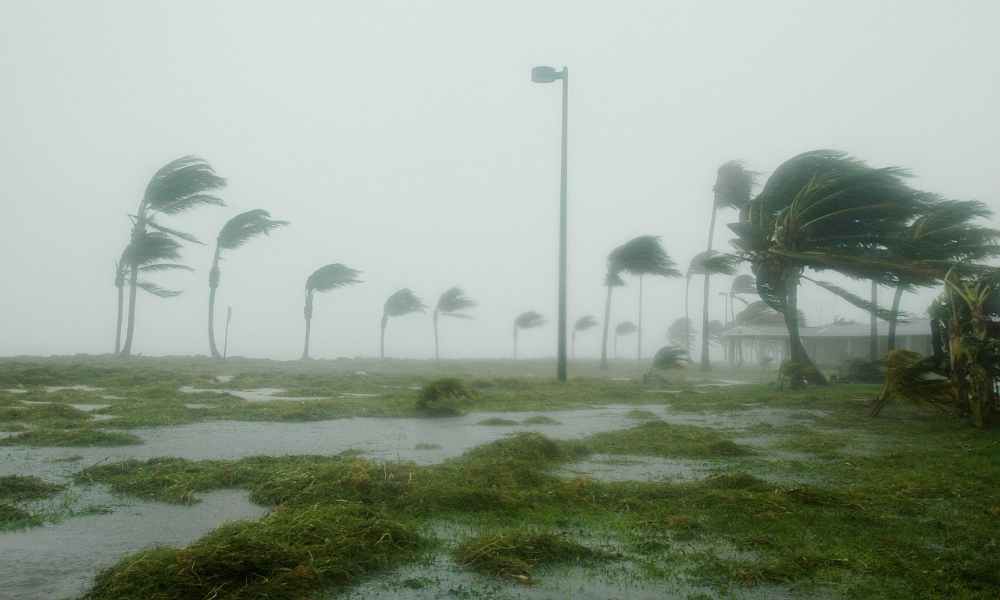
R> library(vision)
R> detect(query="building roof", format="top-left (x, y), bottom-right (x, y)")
top-left (720, 318), bottom-right (931, 339)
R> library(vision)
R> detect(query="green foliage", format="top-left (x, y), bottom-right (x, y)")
top-left (217, 209), bottom-right (288, 251)
top-left (514, 311), bottom-right (545, 330)
top-left (714, 161), bottom-right (758, 210)
top-left (651, 345), bottom-right (687, 370)
top-left (306, 263), bottom-right (362, 293)
top-left (777, 360), bottom-right (822, 390)
top-left (435, 286), bottom-right (476, 317)
top-left (82, 504), bottom-right (423, 600)
top-left (584, 421), bottom-right (753, 458)
top-left (615, 321), bottom-right (637, 336)
top-left (687, 250), bottom-right (740, 277)
top-left (573, 315), bottom-right (598, 332)
top-left (609, 235), bottom-right (682, 278)
top-left (142, 155), bottom-right (226, 215)
top-left (454, 529), bottom-right (611, 581)
top-left (384, 288), bottom-right (426, 317)
top-left (0, 503), bottom-right (38, 530)
top-left (415, 378), bottom-right (477, 416)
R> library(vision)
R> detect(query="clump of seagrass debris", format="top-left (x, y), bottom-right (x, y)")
top-left (415, 377), bottom-right (478, 416)
top-left (454, 529), bottom-right (612, 583)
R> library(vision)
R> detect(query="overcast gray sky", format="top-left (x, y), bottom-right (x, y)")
top-left (2, 1), bottom-right (998, 360)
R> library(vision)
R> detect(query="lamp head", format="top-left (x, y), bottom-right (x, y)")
top-left (531, 65), bottom-right (564, 83)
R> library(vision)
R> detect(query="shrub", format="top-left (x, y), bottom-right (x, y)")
top-left (415, 378), bottom-right (477, 416)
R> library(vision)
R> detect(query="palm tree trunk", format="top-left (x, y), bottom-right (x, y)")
top-left (223, 306), bottom-right (232, 359)
top-left (120, 214), bottom-right (146, 358)
top-left (783, 272), bottom-right (827, 385)
top-left (869, 280), bottom-right (878, 362)
top-left (433, 310), bottom-right (440, 362)
top-left (208, 248), bottom-right (222, 359)
top-left (684, 274), bottom-right (692, 358)
top-left (301, 291), bottom-right (313, 360)
top-left (114, 280), bottom-right (125, 355)
top-left (380, 314), bottom-right (388, 360)
top-left (637, 275), bottom-right (644, 361)
top-left (599, 285), bottom-right (613, 370)
top-left (700, 206), bottom-right (718, 371)
top-left (887, 285), bottom-right (904, 352)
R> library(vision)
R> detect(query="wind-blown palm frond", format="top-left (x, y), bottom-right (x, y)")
top-left (436, 287), bottom-right (476, 317)
top-left (137, 281), bottom-right (182, 298)
top-left (218, 209), bottom-right (290, 251)
top-left (384, 288), bottom-right (426, 317)
top-left (515, 311), bottom-right (545, 330)
top-left (615, 321), bottom-right (638, 336)
top-left (144, 156), bottom-right (226, 215)
top-left (146, 220), bottom-right (203, 245)
top-left (306, 264), bottom-right (363, 293)
top-left (610, 236), bottom-right (682, 278)
top-left (688, 251), bottom-right (740, 276)
top-left (714, 161), bottom-right (757, 210)
top-left (803, 277), bottom-right (907, 322)
top-left (574, 315), bottom-right (598, 332)
top-left (652, 346), bottom-right (688, 370)
top-left (605, 270), bottom-right (625, 287)
top-left (139, 263), bottom-right (194, 273)
top-left (124, 232), bottom-right (184, 267)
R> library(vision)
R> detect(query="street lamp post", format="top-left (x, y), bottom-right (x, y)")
top-left (531, 65), bottom-right (569, 383)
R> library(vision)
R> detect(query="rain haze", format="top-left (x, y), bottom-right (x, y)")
top-left (3, 1), bottom-right (998, 359)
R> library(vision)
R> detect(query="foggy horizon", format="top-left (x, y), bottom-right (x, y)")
top-left (3, 1), bottom-right (998, 361)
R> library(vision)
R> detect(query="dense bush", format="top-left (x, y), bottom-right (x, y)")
top-left (415, 378), bottom-right (478, 416)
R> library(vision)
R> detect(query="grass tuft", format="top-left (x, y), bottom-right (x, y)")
top-left (0, 474), bottom-right (65, 502)
top-left (477, 417), bottom-right (520, 426)
top-left (0, 428), bottom-right (141, 447)
top-left (454, 529), bottom-right (611, 582)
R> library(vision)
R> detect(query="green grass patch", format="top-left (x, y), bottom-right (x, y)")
top-left (522, 415), bottom-right (561, 425)
top-left (454, 529), bottom-right (612, 582)
top-left (0, 428), bottom-right (141, 447)
top-left (0, 502), bottom-right (41, 530)
top-left (82, 504), bottom-right (424, 600)
top-left (477, 417), bottom-right (520, 426)
top-left (0, 474), bottom-right (64, 502)
top-left (584, 421), bottom-right (754, 459)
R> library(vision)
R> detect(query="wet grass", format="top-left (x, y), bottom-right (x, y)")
top-left (454, 529), bottom-right (613, 582)
top-left (476, 417), bottom-right (520, 426)
top-left (5, 357), bottom-right (1000, 598)
top-left (0, 428), bottom-right (141, 447)
top-left (521, 415), bottom-right (561, 425)
top-left (0, 474), bottom-right (65, 502)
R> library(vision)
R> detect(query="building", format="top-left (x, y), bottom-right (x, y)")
top-left (720, 318), bottom-right (932, 367)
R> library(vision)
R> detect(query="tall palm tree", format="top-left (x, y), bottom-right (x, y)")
top-left (608, 236), bottom-right (681, 361)
top-left (613, 321), bottom-right (637, 359)
top-left (302, 264), bottom-right (362, 360)
top-left (381, 289), bottom-right (426, 360)
top-left (118, 156), bottom-right (226, 357)
top-left (699, 162), bottom-right (755, 366)
top-left (513, 311), bottom-right (545, 360)
top-left (686, 251), bottom-right (739, 368)
top-left (730, 150), bottom-right (930, 384)
top-left (208, 210), bottom-right (288, 358)
top-left (433, 287), bottom-right (476, 361)
top-left (113, 232), bottom-right (194, 353)
top-left (572, 315), bottom-right (598, 359)
top-left (599, 267), bottom-right (625, 370)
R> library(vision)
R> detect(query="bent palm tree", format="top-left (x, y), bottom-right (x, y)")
top-left (381, 289), bottom-right (426, 360)
top-left (572, 315), bottom-right (598, 359)
top-left (599, 268), bottom-right (625, 369)
top-left (208, 210), bottom-right (288, 358)
top-left (613, 321), bottom-right (637, 359)
top-left (433, 287), bottom-right (477, 361)
top-left (730, 150), bottom-right (930, 385)
top-left (114, 232), bottom-right (194, 353)
top-left (119, 156), bottom-right (226, 357)
top-left (302, 264), bottom-right (362, 359)
top-left (609, 236), bottom-right (681, 360)
top-left (513, 311), bottom-right (545, 360)
top-left (686, 251), bottom-right (738, 368)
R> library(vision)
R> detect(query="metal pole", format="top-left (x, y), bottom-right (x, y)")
top-left (556, 68), bottom-right (569, 382)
